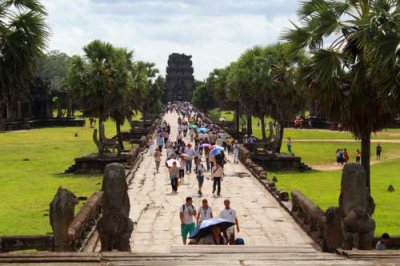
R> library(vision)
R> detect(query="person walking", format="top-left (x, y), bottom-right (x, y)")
top-left (220, 199), bottom-right (240, 245)
top-left (180, 197), bottom-right (197, 245)
top-left (179, 156), bottom-right (186, 183)
top-left (195, 158), bottom-right (206, 196)
top-left (212, 162), bottom-right (224, 197)
top-left (196, 199), bottom-right (213, 224)
top-left (356, 149), bottom-right (361, 163)
top-left (233, 140), bottom-right (240, 164)
top-left (287, 137), bottom-right (292, 154)
top-left (184, 144), bottom-right (195, 173)
top-left (169, 162), bottom-right (179, 193)
top-left (154, 148), bottom-right (161, 173)
top-left (376, 144), bottom-right (382, 159)
top-left (157, 136), bottom-right (164, 153)
top-left (148, 138), bottom-right (155, 156)
top-left (344, 148), bottom-right (349, 164)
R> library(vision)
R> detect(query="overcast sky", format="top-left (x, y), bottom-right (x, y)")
top-left (44, 0), bottom-right (300, 80)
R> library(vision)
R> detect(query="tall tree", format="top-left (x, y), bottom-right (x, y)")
top-left (67, 40), bottom-right (132, 150)
top-left (282, 0), bottom-right (398, 190)
top-left (0, 0), bottom-right (49, 119)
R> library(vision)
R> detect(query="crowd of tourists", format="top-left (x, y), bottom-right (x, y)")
top-left (335, 144), bottom-right (382, 165)
top-left (149, 102), bottom-right (243, 245)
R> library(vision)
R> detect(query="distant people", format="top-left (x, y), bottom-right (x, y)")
top-left (195, 158), bottom-right (206, 196)
top-left (154, 148), bottom-right (161, 173)
top-left (196, 199), bottom-right (213, 224)
top-left (148, 138), bottom-right (154, 156)
top-left (220, 199), bottom-right (240, 245)
top-left (157, 136), bottom-right (164, 152)
top-left (376, 233), bottom-right (390, 250)
top-left (180, 197), bottom-right (197, 245)
top-left (233, 140), bottom-right (240, 164)
top-left (376, 144), bottom-right (382, 159)
top-left (169, 162), bottom-right (179, 193)
top-left (179, 156), bottom-right (186, 183)
top-left (343, 148), bottom-right (349, 164)
top-left (355, 149), bottom-right (361, 163)
top-left (287, 137), bottom-right (292, 154)
top-left (185, 144), bottom-right (195, 173)
top-left (212, 162), bottom-right (224, 197)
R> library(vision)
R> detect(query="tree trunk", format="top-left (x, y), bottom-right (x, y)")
top-left (261, 115), bottom-right (266, 140)
top-left (361, 131), bottom-right (371, 192)
top-left (246, 114), bottom-right (252, 136)
top-left (99, 119), bottom-right (104, 143)
top-left (57, 98), bottom-right (62, 118)
top-left (234, 104), bottom-right (240, 132)
top-left (275, 121), bottom-right (285, 154)
top-left (116, 121), bottom-right (124, 150)
top-left (6, 103), bottom-right (11, 120)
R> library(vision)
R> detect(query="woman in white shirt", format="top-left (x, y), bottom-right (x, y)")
top-left (196, 199), bottom-right (213, 224)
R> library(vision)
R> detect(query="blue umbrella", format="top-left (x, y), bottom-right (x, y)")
top-left (196, 128), bottom-right (208, 133)
top-left (189, 218), bottom-right (234, 239)
top-left (210, 148), bottom-right (223, 155)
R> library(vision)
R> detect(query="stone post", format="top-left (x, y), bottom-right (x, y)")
top-left (49, 187), bottom-right (78, 251)
top-left (98, 163), bottom-right (133, 251)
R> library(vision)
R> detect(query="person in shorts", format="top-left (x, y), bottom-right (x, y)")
top-left (180, 197), bottom-right (197, 245)
top-left (220, 199), bottom-right (240, 245)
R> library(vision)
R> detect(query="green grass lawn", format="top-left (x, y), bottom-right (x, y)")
top-left (220, 110), bottom-right (400, 236)
top-left (0, 118), bottom-right (135, 236)
top-left (282, 141), bottom-right (400, 165)
top-left (272, 159), bottom-right (400, 236)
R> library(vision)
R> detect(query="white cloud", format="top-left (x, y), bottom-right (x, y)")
top-left (43, 0), bottom-right (300, 79)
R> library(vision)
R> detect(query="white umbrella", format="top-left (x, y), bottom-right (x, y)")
top-left (219, 117), bottom-right (225, 121)
top-left (166, 159), bottom-right (181, 168)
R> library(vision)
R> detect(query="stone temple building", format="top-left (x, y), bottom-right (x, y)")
top-left (165, 53), bottom-right (195, 102)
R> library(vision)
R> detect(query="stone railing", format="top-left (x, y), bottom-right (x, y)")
top-left (68, 192), bottom-right (103, 251)
top-left (291, 190), bottom-right (326, 247)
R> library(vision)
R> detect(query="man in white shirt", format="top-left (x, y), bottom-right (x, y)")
top-left (184, 144), bottom-right (195, 173)
top-left (180, 197), bottom-right (197, 245)
top-left (196, 199), bottom-right (213, 224)
top-left (220, 199), bottom-right (240, 245)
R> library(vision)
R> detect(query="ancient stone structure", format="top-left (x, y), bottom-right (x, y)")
top-left (0, 78), bottom-right (83, 131)
top-left (165, 53), bottom-right (195, 102)
top-left (98, 163), bottom-right (133, 251)
top-left (49, 187), bottom-right (78, 252)
top-left (339, 164), bottom-right (375, 250)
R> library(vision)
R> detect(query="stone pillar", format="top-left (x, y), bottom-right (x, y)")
top-left (49, 187), bottom-right (78, 251)
top-left (98, 163), bottom-right (133, 251)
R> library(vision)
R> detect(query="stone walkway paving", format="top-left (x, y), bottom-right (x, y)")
top-left (128, 112), bottom-right (314, 253)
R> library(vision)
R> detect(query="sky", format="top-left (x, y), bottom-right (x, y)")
top-left (44, 0), bottom-right (300, 80)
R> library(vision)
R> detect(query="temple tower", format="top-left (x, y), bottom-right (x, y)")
top-left (165, 53), bottom-right (195, 102)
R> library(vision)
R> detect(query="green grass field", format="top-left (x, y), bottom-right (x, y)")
top-left (220, 110), bottom-right (400, 236)
top-left (272, 159), bottom-right (400, 236)
top-left (0, 118), bottom-right (135, 236)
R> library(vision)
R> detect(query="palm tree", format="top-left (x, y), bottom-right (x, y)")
top-left (0, 0), bottom-right (49, 119)
top-left (282, 0), bottom-right (398, 190)
top-left (67, 40), bottom-right (132, 151)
